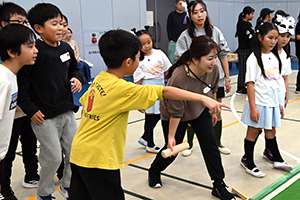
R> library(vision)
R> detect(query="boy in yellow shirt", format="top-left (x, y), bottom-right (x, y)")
top-left (69, 29), bottom-right (230, 200)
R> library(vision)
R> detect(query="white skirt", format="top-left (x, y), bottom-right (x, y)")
top-left (142, 79), bottom-right (165, 114)
top-left (241, 100), bottom-right (281, 130)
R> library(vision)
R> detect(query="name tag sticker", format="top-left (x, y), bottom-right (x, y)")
top-left (60, 52), bottom-right (70, 62)
top-left (203, 86), bottom-right (211, 94)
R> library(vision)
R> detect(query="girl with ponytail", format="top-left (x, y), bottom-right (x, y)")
top-left (240, 22), bottom-right (293, 178)
top-left (235, 6), bottom-right (255, 94)
top-left (131, 26), bottom-right (172, 154)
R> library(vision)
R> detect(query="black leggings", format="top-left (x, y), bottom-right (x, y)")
top-left (296, 55), bottom-right (300, 91)
top-left (150, 108), bottom-right (225, 181)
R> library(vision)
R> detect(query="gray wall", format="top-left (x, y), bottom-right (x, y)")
top-left (205, 0), bottom-right (300, 55)
top-left (9, 0), bottom-right (300, 75)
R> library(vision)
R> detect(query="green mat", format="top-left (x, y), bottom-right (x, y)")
top-left (271, 177), bottom-right (300, 200)
top-left (251, 164), bottom-right (300, 200)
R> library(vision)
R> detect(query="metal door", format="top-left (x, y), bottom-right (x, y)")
top-left (146, 0), bottom-right (176, 54)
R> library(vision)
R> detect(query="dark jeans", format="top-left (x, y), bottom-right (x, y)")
top-left (2, 116), bottom-right (38, 187)
top-left (150, 108), bottom-right (225, 181)
top-left (296, 55), bottom-right (300, 91)
top-left (237, 49), bottom-right (251, 89)
top-left (70, 163), bottom-right (124, 200)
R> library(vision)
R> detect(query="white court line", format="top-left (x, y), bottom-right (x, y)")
top-left (261, 172), bottom-right (300, 200)
top-left (230, 93), bottom-right (300, 163)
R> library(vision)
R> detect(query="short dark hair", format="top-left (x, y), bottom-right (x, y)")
top-left (98, 29), bottom-right (142, 69)
top-left (176, 0), bottom-right (184, 4)
top-left (0, 24), bottom-right (36, 61)
top-left (28, 3), bottom-right (62, 34)
top-left (68, 28), bottom-right (73, 34)
top-left (0, 2), bottom-right (27, 28)
top-left (62, 14), bottom-right (68, 25)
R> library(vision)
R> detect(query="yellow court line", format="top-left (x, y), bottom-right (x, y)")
top-left (287, 97), bottom-right (300, 104)
top-left (124, 153), bottom-right (155, 166)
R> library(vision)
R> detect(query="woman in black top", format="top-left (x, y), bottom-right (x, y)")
top-left (235, 6), bottom-right (255, 94)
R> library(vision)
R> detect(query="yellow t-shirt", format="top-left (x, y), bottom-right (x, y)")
top-left (70, 71), bottom-right (163, 170)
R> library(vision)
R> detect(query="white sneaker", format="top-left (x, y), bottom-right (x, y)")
top-left (22, 180), bottom-right (39, 188)
top-left (218, 146), bottom-right (231, 155)
top-left (146, 145), bottom-right (161, 153)
top-left (182, 147), bottom-right (193, 157)
top-left (138, 137), bottom-right (147, 147)
top-left (273, 162), bottom-right (294, 171)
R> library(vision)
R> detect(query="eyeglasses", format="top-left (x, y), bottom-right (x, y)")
top-left (8, 19), bottom-right (29, 25)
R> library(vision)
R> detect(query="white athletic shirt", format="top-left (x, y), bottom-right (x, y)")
top-left (245, 52), bottom-right (285, 107)
top-left (133, 49), bottom-right (171, 82)
top-left (0, 64), bottom-right (18, 160)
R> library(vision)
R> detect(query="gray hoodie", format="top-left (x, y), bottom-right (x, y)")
top-left (175, 26), bottom-right (230, 87)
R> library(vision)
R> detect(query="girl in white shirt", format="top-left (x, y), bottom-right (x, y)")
top-left (240, 22), bottom-right (293, 178)
top-left (132, 27), bottom-right (171, 153)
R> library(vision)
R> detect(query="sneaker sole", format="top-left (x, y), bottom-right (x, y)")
top-left (22, 182), bottom-right (38, 188)
top-left (138, 140), bottom-right (147, 147)
top-left (273, 163), bottom-right (294, 172)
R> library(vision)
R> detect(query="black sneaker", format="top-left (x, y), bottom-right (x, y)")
top-left (148, 168), bottom-right (162, 188)
top-left (236, 88), bottom-right (247, 95)
top-left (1, 186), bottom-right (18, 200)
top-left (263, 149), bottom-right (275, 163)
top-left (212, 180), bottom-right (236, 200)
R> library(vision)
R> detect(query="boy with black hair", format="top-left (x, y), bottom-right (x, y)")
top-left (0, 24), bottom-right (38, 200)
top-left (69, 29), bottom-right (230, 200)
top-left (17, 3), bottom-right (84, 200)
top-left (0, 2), bottom-right (40, 200)
top-left (0, 2), bottom-right (28, 28)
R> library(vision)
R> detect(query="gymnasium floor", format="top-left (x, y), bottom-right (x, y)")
top-left (10, 64), bottom-right (300, 200)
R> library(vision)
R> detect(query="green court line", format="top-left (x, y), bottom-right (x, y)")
top-left (251, 164), bottom-right (300, 200)
top-left (123, 190), bottom-right (153, 200)
top-left (128, 163), bottom-right (213, 190)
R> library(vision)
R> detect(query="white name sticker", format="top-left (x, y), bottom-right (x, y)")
top-left (203, 85), bottom-right (211, 94)
top-left (60, 52), bottom-right (70, 62)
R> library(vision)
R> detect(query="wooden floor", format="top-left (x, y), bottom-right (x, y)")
top-left (10, 71), bottom-right (300, 200)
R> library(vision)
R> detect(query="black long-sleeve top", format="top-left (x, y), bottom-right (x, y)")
top-left (167, 11), bottom-right (188, 42)
top-left (295, 21), bottom-right (300, 56)
top-left (17, 39), bottom-right (84, 119)
top-left (236, 20), bottom-right (254, 50)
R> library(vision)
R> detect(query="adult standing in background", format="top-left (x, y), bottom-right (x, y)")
top-left (235, 6), bottom-right (255, 95)
top-left (255, 8), bottom-right (274, 30)
top-left (295, 12), bottom-right (300, 93)
top-left (167, 0), bottom-right (189, 63)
